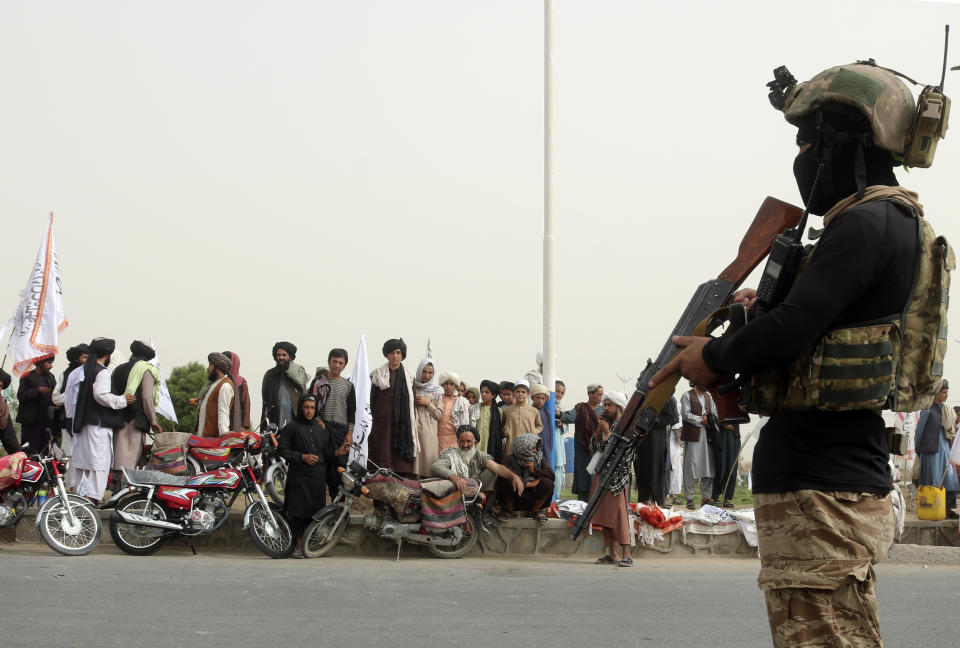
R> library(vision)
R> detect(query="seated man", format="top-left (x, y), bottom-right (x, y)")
top-left (495, 433), bottom-right (555, 524)
top-left (431, 425), bottom-right (524, 522)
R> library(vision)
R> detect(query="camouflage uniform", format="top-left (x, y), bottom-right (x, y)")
top-left (755, 491), bottom-right (895, 647)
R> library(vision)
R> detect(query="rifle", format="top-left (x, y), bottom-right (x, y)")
top-left (570, 196), bottom-right (802, 540)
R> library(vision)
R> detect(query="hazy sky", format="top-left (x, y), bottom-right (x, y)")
top-left (2, 1), bottom-right (960, 425)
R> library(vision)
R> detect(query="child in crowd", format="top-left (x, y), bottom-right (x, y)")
top-left (500, 379), bottom-right (545, 458)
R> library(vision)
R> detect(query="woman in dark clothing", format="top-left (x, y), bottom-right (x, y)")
top-left (278, 394), bottom-right (345, 556)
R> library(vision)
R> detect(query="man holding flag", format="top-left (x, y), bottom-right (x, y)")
top-left (16, 355), bottom-right (58, 449)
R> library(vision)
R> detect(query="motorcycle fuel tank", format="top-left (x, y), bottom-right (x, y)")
top-left (187, 469), bottom-right (241, 489)
top-left (157, 487), bottom-right (200, 508)
top-left (18, 461), bottom-right (43, 484)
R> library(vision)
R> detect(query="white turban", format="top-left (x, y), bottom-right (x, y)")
top-left (602, 391), bottom-right (628, 410)
top-left (514, 378), bottom-right (531, 390)
top-left (438, 371), bottom-right (462, 387)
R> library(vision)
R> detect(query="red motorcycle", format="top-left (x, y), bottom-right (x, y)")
top-left (105, 439), bottom-right (293, 558)
top-left (0, 445), bottom-right (102, 555)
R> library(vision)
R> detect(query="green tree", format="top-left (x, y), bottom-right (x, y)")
top-left (162, 362), bottom-right (207, 433)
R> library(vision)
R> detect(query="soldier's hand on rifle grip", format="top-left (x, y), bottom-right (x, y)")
top-left (648, 335), bottom-right (721, 389)
top-left (733, 288), bottom-right (758, 309)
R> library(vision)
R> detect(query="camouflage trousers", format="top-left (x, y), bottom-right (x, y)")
top-left (754, 491), bottom-right (895, 648)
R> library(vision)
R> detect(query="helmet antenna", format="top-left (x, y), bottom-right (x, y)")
top-left (939, 25), bottom-right (950, 92)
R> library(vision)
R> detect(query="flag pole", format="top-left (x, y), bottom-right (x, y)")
top-left (543, 0), bottom-right (558, 475)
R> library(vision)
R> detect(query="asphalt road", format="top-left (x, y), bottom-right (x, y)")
top-left (0, 544), bottom-right (954, 648)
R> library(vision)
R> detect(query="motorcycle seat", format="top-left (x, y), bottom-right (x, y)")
top-left (187, 432), bottom-right (262, 449)
top-left (124, 469), bottom-right (192, 487)
top-left (186, 435), bottom-right (224, 448)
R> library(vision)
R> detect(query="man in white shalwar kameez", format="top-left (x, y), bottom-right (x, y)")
top-left (679, 384), bottom-right (716, 509)
top-left (64, 339), bottom-right (132, 502)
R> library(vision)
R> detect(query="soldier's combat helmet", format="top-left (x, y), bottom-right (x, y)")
top-left (780, 62), bottom-right (916, 156)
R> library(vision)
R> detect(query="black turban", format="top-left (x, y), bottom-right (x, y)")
top-left (272, 341), bottom-right (297, 360)
top-left (382, 338), bottom-right (407, 360)
top-left (499, 381), bottom-right (515, 392)
top-left (130, 340), bottom-right (156, 362)
top-left (480, 379), bottom-right (500, 396)
top-left (0, 368), bottom-right (10, 389)
top-left (66, 344), bottom-right (90, 364)
top-left (208, 352), bottom-right (233, 373)
top-left (89, 338), bottom-right (116, 356)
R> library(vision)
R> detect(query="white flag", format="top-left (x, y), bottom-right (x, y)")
top-left (149, 338), bottom-right (178, 424)
top-left (349, 334), bottom-right (372, 465)
top-left (9, 214), bottom-right (68, 376)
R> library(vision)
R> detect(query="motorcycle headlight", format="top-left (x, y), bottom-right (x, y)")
top-left (341, 471), bottom-right (356, 490)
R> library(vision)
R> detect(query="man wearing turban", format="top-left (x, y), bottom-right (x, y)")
top-left (110, 341), bottom-right (163, 471)
top-left (368, 338), bottom-right (417, 474)
top-left (65, 338), bottom-right (133, 502)
top-left (589, 391), bottom-right (634, 567)
top-left (196, 352), bottom-right (236, 437)
top-left (15, 354), bottom-right (58, 450)
top-left (261, 341), bottom-right (309, 430)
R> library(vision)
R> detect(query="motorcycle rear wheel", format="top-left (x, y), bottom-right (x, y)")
top-left (427, 510), bottom-right (480, 559)
top-left (247, 501), bottom-right (294, 558)
top-left (302, 508), bottom-right (348, 558)
top-left (39, 495), bottom-right (101, 556)
top-left (109, 495), bottom-right (168, 556)
top-left (264, 462), bottom-right (287, 506)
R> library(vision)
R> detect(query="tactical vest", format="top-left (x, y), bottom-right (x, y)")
top-left (740, 199), bottom-right (954, 415)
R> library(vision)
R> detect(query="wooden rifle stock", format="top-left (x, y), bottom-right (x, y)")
top-left (571, 197), bottom-right (801, 540)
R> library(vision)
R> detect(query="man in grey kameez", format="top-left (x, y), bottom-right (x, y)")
top-left (679, 384), bottom-right (716, 509)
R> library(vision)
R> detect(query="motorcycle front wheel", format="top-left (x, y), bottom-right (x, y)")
top-left (427, 510), bottom-right (480, 559)
top-left (109, 495), bottom-right (168, 556)
top-left (39, 495), bottom-right (101, 556)
top-left (264, 462), bottom-right (287, 506)
top-left (302, 508), bottom-right (348, 558)
top-left (247, 501), bottom-right (294, 558)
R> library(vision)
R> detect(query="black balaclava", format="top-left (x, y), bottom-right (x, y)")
top-left (792, 107), bottom-right (899, 216)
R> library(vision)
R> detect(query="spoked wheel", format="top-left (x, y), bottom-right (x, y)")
top-left (247, 501), bottom-right (294, 558)
top-left (109, 495), bottom-right (168, 556)
top-left (39, 495), bottom-right (102, 556)
top-left (264, 462), bottom-right (287, 506)
top-left (427, 510), bottom-right (480, 559)
top-left (302, 508), bottom-right (348, 558)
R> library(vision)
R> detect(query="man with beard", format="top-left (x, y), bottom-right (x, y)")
top-left (0, 369), bottom-right (21, 454)
top-left (432, 425), bottom-right (524, 512)
top-left (261, 341), bottom-right (309, 430)
top-left (16, 355), bottom-right (58, 450)
top-left (590, 391), bottom-right (634, 567)
top-left (368, 338), bottom-right (417, 474)
top-left (197, 352), bottom-right (235, 438)
top-left (66, 338), bottom-right (133, 502)
top-left (559, 383), bottom-right (603, 502)
top-left (51, 344), bottom-right (90, 453)
top-left (680, 382), bottom-right (717, 509)
top-left (634, 394), bottom-right (679, 507)
top-left (650, 62), bottom-right (937, 645)
top-left (111, 341), bottom-right (162, 471)
top-left (223, 351), bottom-right (251, 432)
top-left (495, 432), bottom-right (554, 523)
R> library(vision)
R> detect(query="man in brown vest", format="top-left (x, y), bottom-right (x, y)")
top-left (197, 352), bottom-right (235, 437)
top-left (679, 382), bottom-right (716, 509)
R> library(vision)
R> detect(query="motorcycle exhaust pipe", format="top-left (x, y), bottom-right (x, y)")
top-left (111, 510), bottom-right (182, 531)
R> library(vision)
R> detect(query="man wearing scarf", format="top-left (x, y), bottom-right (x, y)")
top-left (412, 355), bottom-right (443, 477)
top-left (16, 354), bottom-right (58, 450)
top-left (223, 351), bottom-right (251, 431)
top-left (66, 338), bottom-right (132, 502)
top-left (916, 380), bottom-right (958, 518)
top-left (261, 341), bottom-right (309, 430)
top-left (494, 432), bottom-right (554, 523)
top-left (559, 383), bottom-right (603, 502)
top-left (369, 338), bottom-right (417, 475)
top-left (110, 341), bottom-right (162, 470)
top-left (476, 380), bottom-right (504, 461)
top-left (197, 353), bottom-right (235, 438)
top-left (589, 391), bottom-right (634, 567)
top-left (0, 369), bottom-right (21, 454)
top-left (432, 425), bottom-right (524, 504)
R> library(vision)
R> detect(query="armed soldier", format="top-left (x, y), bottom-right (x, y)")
top-left (652, 61), bottom-right (952, 646)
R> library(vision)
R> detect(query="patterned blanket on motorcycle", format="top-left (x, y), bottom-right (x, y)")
top-left (363, 476), bottom-right (421, 523)
top-left (150, 432), bottom-right (191, 474)
top-left (419, 478), bottom-right (477, 531)
top-left (0, 452), bottom-right (27, 490)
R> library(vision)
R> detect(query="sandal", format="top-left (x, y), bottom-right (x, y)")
top-left (533, 511), bottom-right (548, 525)
top-left (595, 554), bottom-right (617, 564)
top-left (618, 557), bottom-right (634, 568)
top-left (495, 511), bottom-right (510, 522)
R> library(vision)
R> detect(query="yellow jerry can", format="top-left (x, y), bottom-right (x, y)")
top-left (917, 485), bottom-right (946, 521)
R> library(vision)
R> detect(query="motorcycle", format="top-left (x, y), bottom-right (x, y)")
top-left (105, 439), bottom-right (294, 558)
top-left (0, 443), bottom-right (102, 555)
top-left (301, 453), bottom-right (485, 560)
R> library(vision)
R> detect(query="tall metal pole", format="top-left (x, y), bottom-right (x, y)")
top-left (543, 0), bottom-right (558, 485)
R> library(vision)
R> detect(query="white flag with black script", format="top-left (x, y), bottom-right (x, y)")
top-left (349, 334), bottom-right (372, 465)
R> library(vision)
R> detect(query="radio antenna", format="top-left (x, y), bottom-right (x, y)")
top-left (939, 25), bottom-right (950, 91)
